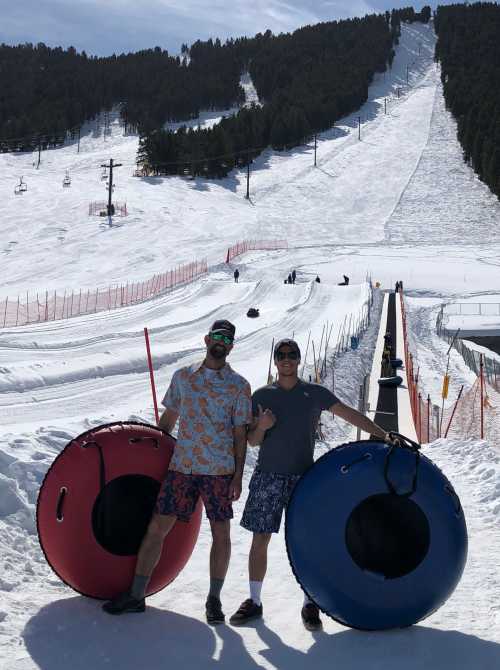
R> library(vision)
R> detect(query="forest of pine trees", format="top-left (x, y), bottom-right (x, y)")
top-left (0, 41), bottom-right (247, 151)
top-left (138, 8), bottom-right (431, 178)
top-left (0, 4), bottom-right (436, 182)
top-left (138, 14), bottom-right (398, 178)
top-left (435, 3), bottom-right (500, 200)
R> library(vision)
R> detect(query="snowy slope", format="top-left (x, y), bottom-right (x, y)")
top-left (1, 21), bottom-right (500, 669)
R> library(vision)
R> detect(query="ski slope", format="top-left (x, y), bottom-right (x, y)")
top-left (1, 21), bottom-right (500, 669)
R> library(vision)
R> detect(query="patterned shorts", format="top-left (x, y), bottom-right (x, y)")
top-left (241, 469), bottom-right (302, 534)
top-left (156, 470), bottom-right (234, 522)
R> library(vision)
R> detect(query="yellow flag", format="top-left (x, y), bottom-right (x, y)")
top-left (441, 374), bottom-right (449, 399)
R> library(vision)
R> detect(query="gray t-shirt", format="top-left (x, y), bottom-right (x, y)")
top-left (252, 380), bottom-right (340, 475)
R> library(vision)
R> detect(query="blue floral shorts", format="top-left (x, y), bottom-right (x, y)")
top-left (241, 469), bottom-right (301, 534)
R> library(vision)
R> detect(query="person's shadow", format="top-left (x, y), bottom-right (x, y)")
top-left (256, 620), bottom-right (500, 670)
top-left (23, 597), bottom-right (265, 670)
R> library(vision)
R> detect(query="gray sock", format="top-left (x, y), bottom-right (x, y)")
top-left (208, 578), bottom-right (225, 600)
top-left (130, 574), bottom-right (150, 600)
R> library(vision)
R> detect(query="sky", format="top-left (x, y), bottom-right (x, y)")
top-left (0, 0), bottom-right (456, 57)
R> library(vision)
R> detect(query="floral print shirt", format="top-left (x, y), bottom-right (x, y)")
top-left (162, 361), bottom-right (252, 475)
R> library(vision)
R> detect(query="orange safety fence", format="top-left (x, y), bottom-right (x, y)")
top-left (1, 259), bottom-right (208, 328)
top-left (401, 290), bottom-right (500, 447)
top-left (225, 239), bottom-right (288, 263)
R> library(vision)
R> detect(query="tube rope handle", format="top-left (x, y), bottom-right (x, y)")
top-left (384, 432), bottom-right (421, 497)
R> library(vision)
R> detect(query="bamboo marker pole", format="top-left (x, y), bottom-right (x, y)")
top-left (301, 330), bottom-right (311, 378)
top-left (267, 338), bottom-right (275, 384)
top-left (144, 327), bottom-right (160, 424)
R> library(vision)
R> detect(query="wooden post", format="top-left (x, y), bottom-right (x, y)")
top-left (417, 392), bottom-right (422, 442)
top-left (480, 354), bottom-right (484, 439)
top-left (444, 385), bottom-right (465, 438)
top-left (427, 394), bottom-right (431, 443)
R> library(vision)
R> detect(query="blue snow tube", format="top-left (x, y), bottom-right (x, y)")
top-left (285, 435), bottom-right (467, 630)
top-left (378, 375), bottom-right (403, 387)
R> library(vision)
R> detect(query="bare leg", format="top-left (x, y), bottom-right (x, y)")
top-left (209, 519), bottom-right (231, 580)
top-left (135, 513), bottom-right (177, 577)
top-left (249, 533), bottom-right (272, 582)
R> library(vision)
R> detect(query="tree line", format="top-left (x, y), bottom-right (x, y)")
top-left (0, 41), bottom-right (248, 151)
top-left (0, 6), bottom-right (433, 180)
top-left (434, 3), bottom-right (500, 200)
top-left (139, 14), bottom-right (401, 178)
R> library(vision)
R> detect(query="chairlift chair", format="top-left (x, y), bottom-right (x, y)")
top-left (101, 168), bottom-right (108, 181)
top-left (15, 176), bottom-right (27, 194)
top-left (63, 171), bottom-right (71, 188)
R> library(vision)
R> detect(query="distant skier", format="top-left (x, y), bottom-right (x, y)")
top-left (343, 275), bottom-right (349, 285)
top-left (287, 273), bottom-right (293, 284)
top-left (291, 269), bottom-right (296, 284)
top-left (233, 268), bottom-right (240, 283)
top-left (315, 276), bottom-right (321, 283)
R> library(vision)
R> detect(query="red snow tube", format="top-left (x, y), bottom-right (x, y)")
top-left (37, 421), bottom-right (202, 600)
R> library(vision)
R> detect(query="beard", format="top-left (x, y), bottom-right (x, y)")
top-left (209, 344), bottom-right (227, 360)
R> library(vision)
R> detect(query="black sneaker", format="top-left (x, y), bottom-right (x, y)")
top-left (206, 595), bottom-right (225, 625)
top-left (102, 591), bottom-right (145, 615)
top-left (229, 599), bottom-right (263, 626)
top-left (301, 603), bottom-right (322, 631)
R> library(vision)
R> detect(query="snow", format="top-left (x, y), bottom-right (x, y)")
top-left (1, 21), bottom-right (500, 669)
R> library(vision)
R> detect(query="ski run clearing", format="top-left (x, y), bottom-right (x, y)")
top-left (0, 22), bottom-right (499, 670)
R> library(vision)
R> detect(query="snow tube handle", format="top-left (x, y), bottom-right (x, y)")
top-left (56, 486), bottom-right (68, 522)
top-left (384, 432), bottom-right (422, 497)
top-left (128, 436), bottom-right (160, 449)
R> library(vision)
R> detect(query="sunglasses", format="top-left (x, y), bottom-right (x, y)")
top-left (210, 332), bottom-right (234, 345)
top-left (276, 350), bottom-right (299, 361)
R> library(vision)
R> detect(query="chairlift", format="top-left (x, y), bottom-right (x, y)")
top-left (101, 168), bottom-right (108, 181)
top-left (15, 176), bottom-right (27, 195)
top-left (62, 171), bottom-right (71, 188)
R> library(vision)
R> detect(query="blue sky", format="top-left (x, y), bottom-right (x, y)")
top-left (0, 1), bottom-right (457, 56)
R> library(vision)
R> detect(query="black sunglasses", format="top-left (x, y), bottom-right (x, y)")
top-left (210, 332), bottom-right (234, 345)
top-left (276, 350), bottom-right (299, 361)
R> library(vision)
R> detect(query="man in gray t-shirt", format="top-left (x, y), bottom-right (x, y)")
top-left (230, 338), bottom-right (389, 631)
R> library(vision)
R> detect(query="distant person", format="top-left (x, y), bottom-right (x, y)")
top-left (103, 320), bottom-right (252, 625)
top-left (234, 268), bottom-right (240, 283)
top-left (383, 331), bottom-right (393, 352)
top-left (287, 273), bottom-right (293, 285)
top-left (315, 276), bottom-right (321, 283)
top-left (229, 339), bottom-right (391, 630)
top-left (343, 275), bottom-right (349, 285)
top-left (381, 350), bottom-right (393, 377)
top-left (395, 281), bottom-right (400, 293)
top-left (291, 270), bottom-right (296, 284)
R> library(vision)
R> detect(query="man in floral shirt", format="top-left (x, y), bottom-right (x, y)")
top-left (103, 319), bottom-right (252, 624)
